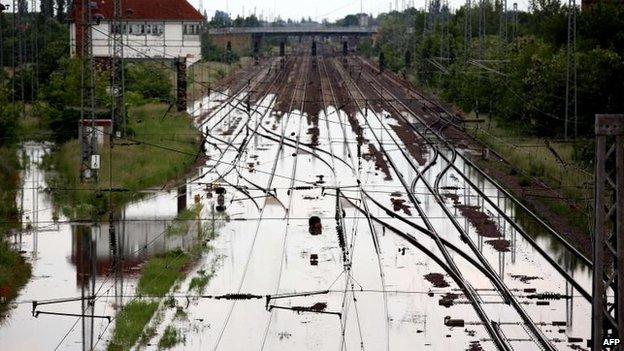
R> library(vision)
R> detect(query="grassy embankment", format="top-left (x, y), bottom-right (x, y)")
top-left (400, 77), bottom-right (593, 243)
top-left (46, 103), bottom-right (199, 220)
top-left (466, 114), bottom-right (593, 235)
top-left (107, 250), bottom-right (190, 351)
top-left (187, 60), bottom-right (241, 100)
top-left (107, 206), bottom-right (220, 351)
top-left (0, 148), bottom-right (31, 317)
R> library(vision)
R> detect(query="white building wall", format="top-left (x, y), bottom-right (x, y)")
top-left (70, 21), bottom-right (201, 65)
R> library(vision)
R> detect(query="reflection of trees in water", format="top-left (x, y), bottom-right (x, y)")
top-left (462, 158), bottom-right (590, 275)
top-left (514, 204), bottom-right (590, 275)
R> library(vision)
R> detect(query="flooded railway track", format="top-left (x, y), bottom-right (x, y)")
top-left (2, 48), bottom-right (591, 351)
top-left (189, 49), bottom-right (589, 350)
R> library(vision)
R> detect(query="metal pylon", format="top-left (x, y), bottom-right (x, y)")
top-left (111, 0), bottom-right (125, 137)
top-left (593, 114), bottom-right (624, 350)
top-left (464, 0), bottom-right (472, 59)
top-left (79, 0), bottom-right (98, 183)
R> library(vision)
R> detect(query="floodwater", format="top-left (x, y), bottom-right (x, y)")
top-left (1, 85), bottom-right (592, 350)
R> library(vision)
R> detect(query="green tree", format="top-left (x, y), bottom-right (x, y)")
top-left (0, 88), bottom-right (19, 147)
top-left (125, 62), bottom-right (172, 101)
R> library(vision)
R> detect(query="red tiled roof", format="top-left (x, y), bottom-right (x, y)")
top-left (73, 0), bottom-right (204, 21)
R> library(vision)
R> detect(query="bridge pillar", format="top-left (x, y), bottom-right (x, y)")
top-left (279, 41), bottom-right (285, 68)
top-left (252, 33), bottom-right (262, 65)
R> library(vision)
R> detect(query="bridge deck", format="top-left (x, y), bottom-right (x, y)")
top-left (208, 26), bottom-right (377, 36)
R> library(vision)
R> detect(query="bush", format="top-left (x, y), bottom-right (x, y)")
top-left (125, 62), bottom-right (172, 102)
top-left (0, 106), bottom-right (19, 147)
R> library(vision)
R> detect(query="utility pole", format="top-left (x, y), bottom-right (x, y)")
top-left (464, 0), bottom-right (472, 60)
top-left (79, 0), bottom-right (99, 183)
top-left (111, 0), bottom-right (125, 137)
top-left (439, 1), bottom-right (444, 61)
top-left (478, 0), bottom-right (485, 61)
top-left (592, 114), bottom-right (624, 351)
top-left (564, 0), bottom-right (577, 140)
top-left (499, 0), bottom-right (507, 56)
top-left (0, 4), bottom-right (5, 86)
top-left (512, 2), bottom-right (518, 42)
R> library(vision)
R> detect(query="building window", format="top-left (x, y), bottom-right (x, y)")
top-left (112, 22), bottom-right (164, 36)
top-left (183, 24), bottom-right (200, 35)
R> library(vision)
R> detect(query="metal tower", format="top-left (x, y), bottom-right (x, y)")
top-left (593, 114), bottom-right (624, 350)
top-left (477, 0), bottom-right (485, 61)
top-left (464, 0), bottom-right (472, 59)
top-left (79, 0), bottom-right (98, 183)
top-left (499, 0), bottom-right (507, 56)
top-left (564, 0), bottom-right (577, 140)
top-left (111, 0), bottom-right (125, 137)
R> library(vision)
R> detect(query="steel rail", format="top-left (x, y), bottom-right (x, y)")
top-left (259, 54), bottom-right (312, 351)
top-left (318, 52), bottom-right (390, 351)
top-left (356, 56), bottom-right (592, 268)
top-left (211, 55), bottom-right (310, 351)
top-left (355, 56), bottom-right (592, 301)
top-left (333, 56), bottom-right (514, 351)
top-left (357, 63), bottom-right (555, 351)
top-left (251, 116), bottom-right (504, 281)
top-left (199, 56), bottom-right (296, 190)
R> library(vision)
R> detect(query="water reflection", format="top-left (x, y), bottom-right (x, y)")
top-left (0, 142), bottom-right (201, 351)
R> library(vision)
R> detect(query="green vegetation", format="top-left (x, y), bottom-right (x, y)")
top-left (107, 249), bottom-right (190, 350)
top-left (360, 0), bottom-right (624, 237)
top-left (188, 269), bottom-right (213, 294)
top-left (188, 254), bottom-right (222, 294)
top-left (107, 245), bottom-right (204, 349)
top-left (125, 62), bottom-right (174, 103)
top-left (470, 115), bottom-right (592, 226)
top-left (106, 210), bottom-right (223, 350)
top-left (45, 103), bottom-right (199, 220)
top-left (187, 61), bottom-right (243, 100)
top-left (0, 94), bottom-right (31, 317)
top-left (0, 148), bottom-right (21, 235)
top-left (370, 1), bottom-right (624, 138)
top-left (158, 325), bottom-right (185, 349)
top-left (138, 326), bottom-right (157, 346)
top-left (0, 239), bottom-right (32, 317)
top-left (137, 249), bottom-right (191, 298)
top-left (107, 301), bottom-right (159, 351)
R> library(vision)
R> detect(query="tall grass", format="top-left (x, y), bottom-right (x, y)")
top-left (106, 301), bottom-right (159, 351)
top-left (0, 147), bottom-right (31, 317)
top-left (137, 249), bottom-right (190, 298)
top-left (187, 59), bottom-right (250, 100)
top-left (46, 103), bottom-right (199, 219)
top-left (470, 116), bottom-right (593, 232)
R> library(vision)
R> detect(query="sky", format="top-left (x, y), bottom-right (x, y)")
top-left (192, 0), bottom-right (532, 23)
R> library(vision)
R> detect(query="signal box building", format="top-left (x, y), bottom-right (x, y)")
top-left (69, 0), bottom-right (204, 65)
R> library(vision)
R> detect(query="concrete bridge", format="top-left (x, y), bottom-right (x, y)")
top-left (208, 26), bottom-right (378, 56)
top-left (208, 26), bottom-right (377, 36)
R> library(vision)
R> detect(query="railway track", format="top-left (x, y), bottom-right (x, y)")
top-left (177, 48), bottom-right (590, 351)
top-left (332, 55), bottom-right (518, 351)
top-left (349, 55), bottom-right (564, 350)
top-left (247, 50), bottom-right (563, 350)
top-left (350, 56), bottom-right (591, 300)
